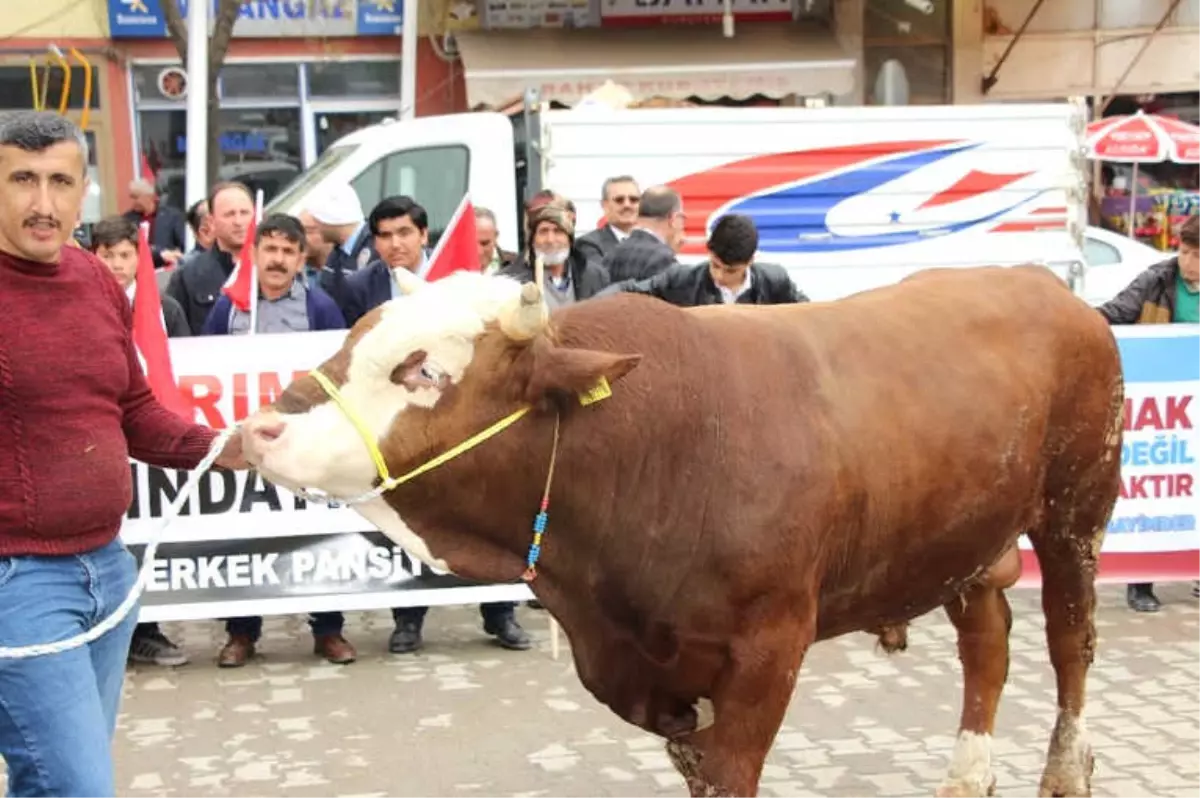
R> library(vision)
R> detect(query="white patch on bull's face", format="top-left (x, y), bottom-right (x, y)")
top-left (249, 273), bottom-right (526, 499)
top-left (935, 731), bottom-right (995, 798)
top-left (356, 497), bottom-right (451, 573)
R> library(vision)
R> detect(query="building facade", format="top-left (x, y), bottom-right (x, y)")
top-left (951, 0), bottom-right (1199, 107)
top-left (0, 0), bottom-right (462, 216)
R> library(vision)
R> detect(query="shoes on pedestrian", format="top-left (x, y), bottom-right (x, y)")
top-left (1126, 583), bottom-right (1161, 613)
top-left (389, 621), bottom-right (423, 654)
top-left (217, 634), bottom-right (257, 668)
top-left (128, 629), bottom-right (189, 667)
top-left (484, 615), bottom-right (532, 650)
top-left (313, 633), bottom-right (357, 664)
top-left (1193, 580), bottom-right (1199, 599)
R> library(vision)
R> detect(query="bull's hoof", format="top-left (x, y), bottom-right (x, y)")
top-left (934, 775), bottom-right (996, 797)
top-left (1037, 756), bottom-right (1093, 798)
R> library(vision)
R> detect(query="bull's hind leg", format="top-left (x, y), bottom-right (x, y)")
top-left (937, 545), bottom-right (1021, 798)
top-left (665, 617), bottom-right (815, 797)
top-left (1027, 496), bottom-right (1110, 797)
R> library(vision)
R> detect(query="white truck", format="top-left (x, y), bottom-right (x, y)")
top-left (267, 98), bottom-right (1090, 302)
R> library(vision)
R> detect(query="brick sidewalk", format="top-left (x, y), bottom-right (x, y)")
top-left (4, 583), bottom-right (1198, 796)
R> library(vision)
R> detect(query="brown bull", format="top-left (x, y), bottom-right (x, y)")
top-left (241, 264), bottom-right (1123, 798)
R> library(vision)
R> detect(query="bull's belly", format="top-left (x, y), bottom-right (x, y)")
top-left (811, 518), bottom-right (1025, 642)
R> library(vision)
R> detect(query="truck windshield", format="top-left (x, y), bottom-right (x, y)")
top-left (265, 144), bottom-right (358, 214)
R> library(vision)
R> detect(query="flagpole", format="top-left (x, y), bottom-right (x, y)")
top-left (250, 190), bottom-right (263, 334)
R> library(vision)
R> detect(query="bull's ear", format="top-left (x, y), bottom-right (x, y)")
top-left (524, 338), bottom-right (641, 405)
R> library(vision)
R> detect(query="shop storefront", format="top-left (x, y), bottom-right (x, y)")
top-left (105, 0), bottom-right (458, 209)
top-left (129, 57), bottom-right (407, 209)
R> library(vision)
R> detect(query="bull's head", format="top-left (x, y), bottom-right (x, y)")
top-left (240, 271), bottom-right (640, 569)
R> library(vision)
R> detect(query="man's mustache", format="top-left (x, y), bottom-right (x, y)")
top-left (263, 263), bottom-right (289, 274)
top-left (24, 215), bottom-right (59, 228)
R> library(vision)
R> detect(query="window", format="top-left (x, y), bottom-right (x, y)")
top-left (351, 145), bottom-right (470, 246)
top-left (1084, 237), bottom-right (1122, 266)
top-left (267, 143), bottom-right (358, 215)
top-left (307, 61), bottom-right (401, 98)
top-left (0, 66), bottom-right (100, 110)
top-left (220, 64), bottom-right (299, 101)
top-left (864, 45), bottom-right (949, 105)
top-left (139, 108), bottom-right (303, 210)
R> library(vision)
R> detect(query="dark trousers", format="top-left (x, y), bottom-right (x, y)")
top-left (226, 612), bottom-right (344, 641)
top-left (392, 602), bottom-right (516, 627)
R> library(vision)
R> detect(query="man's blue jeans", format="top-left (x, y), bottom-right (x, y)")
top-left (0, 538), bottom-right (139, 797)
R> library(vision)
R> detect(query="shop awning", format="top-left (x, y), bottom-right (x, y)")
top-left (455, 25), bottom-right (857, 109)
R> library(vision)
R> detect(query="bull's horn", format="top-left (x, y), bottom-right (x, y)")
top-left (499, 281), bottom-right (548, 341)
top-left (392, 268), bottom-right (425, 295)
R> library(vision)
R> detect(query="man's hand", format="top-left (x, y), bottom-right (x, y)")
top-left (213, 432), bottom-right (251, 470)
top-left (161, 249), bottom-right (184, 265)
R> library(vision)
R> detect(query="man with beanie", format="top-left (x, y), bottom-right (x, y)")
top-left (306, 183), bottom-right (376, 312)
top-left (500, 198), bottom-right (610, 305)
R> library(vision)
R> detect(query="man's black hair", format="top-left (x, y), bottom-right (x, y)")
top-left (89, 215), bottom-right (138, 253)
top-left (186, 199), bottom-right (208, 235)
top-left (255, 213), bottom-right (306, 249)
top-left (369, 195), bottom-right (428, 235)
top-left (707, 214), bottom-right (758, 266)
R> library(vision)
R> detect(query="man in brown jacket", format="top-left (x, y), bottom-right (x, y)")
top-left (1098, 213), bottom-right (1199, 612)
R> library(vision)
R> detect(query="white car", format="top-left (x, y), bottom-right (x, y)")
top-left (1081, 225), bottom-right (1172, 307)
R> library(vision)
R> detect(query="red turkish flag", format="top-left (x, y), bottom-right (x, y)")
top-left (222, 213), bottom-right (258, 313)
top-left (133, 224), bottom-right (189, 418)
top-left (422, 194), bottom-right (479, 282)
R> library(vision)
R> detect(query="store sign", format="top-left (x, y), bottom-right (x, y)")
top-left (599, 0), bottom-right (795, 26)
top-left (483, 0), bottom-right (594, 28)
top-left (106, 0), bottom-right (399, 38)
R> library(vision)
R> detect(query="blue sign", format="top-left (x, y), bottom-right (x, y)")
top-left (357, 0), bottom-right (403, 35)
top-left (107, 0), bottom-right (400, 38)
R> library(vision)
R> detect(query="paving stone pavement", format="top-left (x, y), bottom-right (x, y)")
top-left (3, 584), bottom-right (1197, 797)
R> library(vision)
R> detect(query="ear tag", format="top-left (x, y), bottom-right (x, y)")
top-left (578, 376), bottom-right (613, 406)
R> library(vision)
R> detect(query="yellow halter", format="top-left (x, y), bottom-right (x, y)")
top-left (307, 369), bottom-right (531, 493)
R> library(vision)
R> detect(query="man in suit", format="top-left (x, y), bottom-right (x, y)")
top-left (500, 199), bottom-right (609, 305)
top-left (576, 175), bottom-right (640, 264)
top-left (307, 183), bottom-right (376, 313)
top-left (602, 185), bottom-right (684, 283)
top-left (124, 178), bottom-right (187, 269)
top-left (602, 214), bottom-right (807, 307)
top-left (337, 195), bottom-right (428, 326)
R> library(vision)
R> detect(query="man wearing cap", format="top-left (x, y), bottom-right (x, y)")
top-left (500, 199), bottom-right (609, 306)
top-left (306, 183), bottom-right (377, 313)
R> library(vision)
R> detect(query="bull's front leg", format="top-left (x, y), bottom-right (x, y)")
top-left (665, 612), bottom-right (817, 797)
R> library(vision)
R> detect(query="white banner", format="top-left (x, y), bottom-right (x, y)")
top-left (121, 330), bottom-right (532, 622)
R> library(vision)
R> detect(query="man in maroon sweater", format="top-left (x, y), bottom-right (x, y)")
top-left (0, 111), bottom-right (247, 796)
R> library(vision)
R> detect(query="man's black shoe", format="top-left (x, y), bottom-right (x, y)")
top-left (1127, 583), bottom-right (1161, 613)
top-left (389, 621), bottom-right (423, 653)
top-left (485, 616), bottom-right (532, 650)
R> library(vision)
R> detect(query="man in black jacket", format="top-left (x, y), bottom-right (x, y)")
top-left (500, 199), bottom-right (609, 304)
top-left (602, 185), bottom-right (683, 283)
top-left (124, 179), bottom-right (188, 269)
top-left (166, 181), bottom-right (255, 334)
top-left (602, 214), bottom-right (807, 307)
top-left (307, 182), bottom-right (377, 312)
top-left (576, 175), bottom-right (640, 264)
